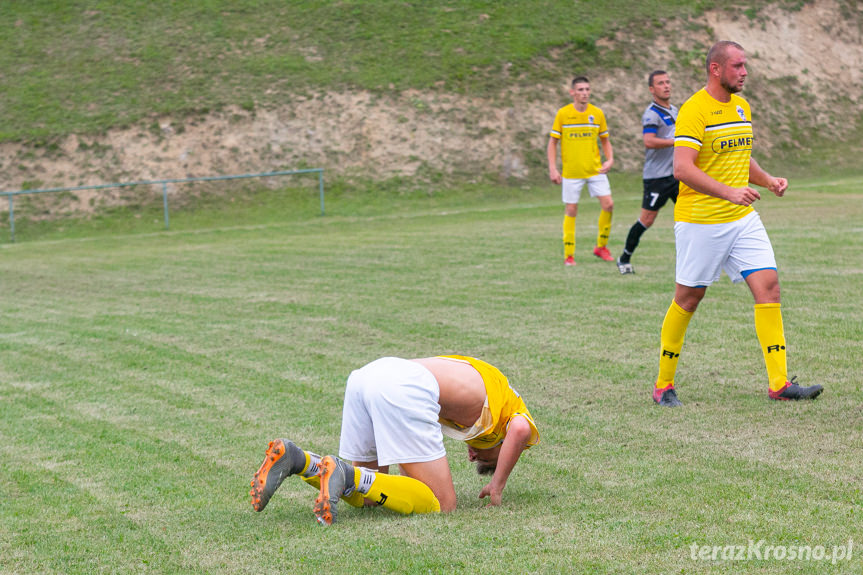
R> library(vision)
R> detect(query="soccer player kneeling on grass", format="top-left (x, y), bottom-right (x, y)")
top-left (250, 355), bottom-right (539, 524)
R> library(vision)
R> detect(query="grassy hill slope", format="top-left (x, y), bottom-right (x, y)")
top-left (0, 0), bottom-right (765, 139)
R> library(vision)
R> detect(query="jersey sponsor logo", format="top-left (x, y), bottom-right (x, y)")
top-left (567, 131), bottom-right (597, 139)
top-left (712, 135), bottom-right (753, 154)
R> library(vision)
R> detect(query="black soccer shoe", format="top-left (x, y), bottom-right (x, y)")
top-left (653, 384), bottom-right (683, 407)
top-left (250, 439), bottom-right (307, 511)
top-left (769, 376), bottom-right (823, 401)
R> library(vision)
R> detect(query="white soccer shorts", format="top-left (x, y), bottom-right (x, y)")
top-left (338, 357), bottom-right (446, 467)
top-left (674, 211), bottom-right (776, 287)
top-left (561, 174), bottom-right (612, 204)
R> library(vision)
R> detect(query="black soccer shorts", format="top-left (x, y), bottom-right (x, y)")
top-left (642, 175), bottom-right (679, 211)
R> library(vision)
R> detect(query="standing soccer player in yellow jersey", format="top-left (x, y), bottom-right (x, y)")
top-left (250, 355), bottom-right (539, 524)
top-left (547, 76), bottom-right (616, 266)
top-left (653, 40), bottom-right (823, 407)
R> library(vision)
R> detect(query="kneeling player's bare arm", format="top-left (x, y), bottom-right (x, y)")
top-left (478, 415), bottom-right (533, 507)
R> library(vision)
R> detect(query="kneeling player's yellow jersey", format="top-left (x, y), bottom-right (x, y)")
top-left (436, 355), bottom-right (540, 450)
top-left (674, 88), bottom-right (755, 224)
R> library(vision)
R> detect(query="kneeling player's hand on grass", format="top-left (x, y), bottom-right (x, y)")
top-left (479, 483), bottom-right (503, 507)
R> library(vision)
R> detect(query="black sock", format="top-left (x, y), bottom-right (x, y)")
top-left (621, 221), bottom-right (647, 262)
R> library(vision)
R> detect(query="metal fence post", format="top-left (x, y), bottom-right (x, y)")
top-left (8, 195), bottom-right (15, 243)
top-left (318, 169), bottom-right (325, 216)
top-left (162, 182), bottom-right (170, 230)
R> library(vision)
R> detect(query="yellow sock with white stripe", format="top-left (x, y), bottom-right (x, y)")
top-left (354, 467), bottom-right (441, 515)
top-left (657, 300), bottom-right (694, 388)
top-left (563, 215), bottom-right (576, 258)
top-left (754, 303), bottom-right (788, 392)
top-left (597, 209), bottom-right (612, 248)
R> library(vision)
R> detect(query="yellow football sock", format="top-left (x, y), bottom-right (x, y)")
top-left (597, 209), bottom-right (612, 248)
top-left (563, 215), bottom-right (576, 258)
top-left (657, 300), bottom-right (694, 388)
top-left (356, 468), bottom-right (441, 515)
top-left (754, 303), bottom-right (788, 392)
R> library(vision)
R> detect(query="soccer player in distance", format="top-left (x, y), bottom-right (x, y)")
top-left (653, 40), bottom-right (823, 407)
top-left (250, 355), bottom-right (539, 524)
top-left (547, 76), bottom-right (616, 266)
top-left (617, 70), bottom-right (679, 274)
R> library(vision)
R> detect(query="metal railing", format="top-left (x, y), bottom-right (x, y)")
top-left (0, 168), bottom-right (325, 242)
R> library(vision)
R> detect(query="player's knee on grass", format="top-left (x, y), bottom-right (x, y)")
top-left (364, 472), bottom-right (443, 514)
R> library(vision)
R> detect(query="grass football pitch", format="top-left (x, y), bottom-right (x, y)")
top-left (0, 175), bottom-right (861, 574)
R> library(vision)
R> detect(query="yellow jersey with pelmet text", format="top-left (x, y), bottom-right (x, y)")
top-left (550, 103), bottom-right (609, 179)
top-left (674, 89), bottom-right (755, 224)
top-left (436, 355), bottom-right (540, 450)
